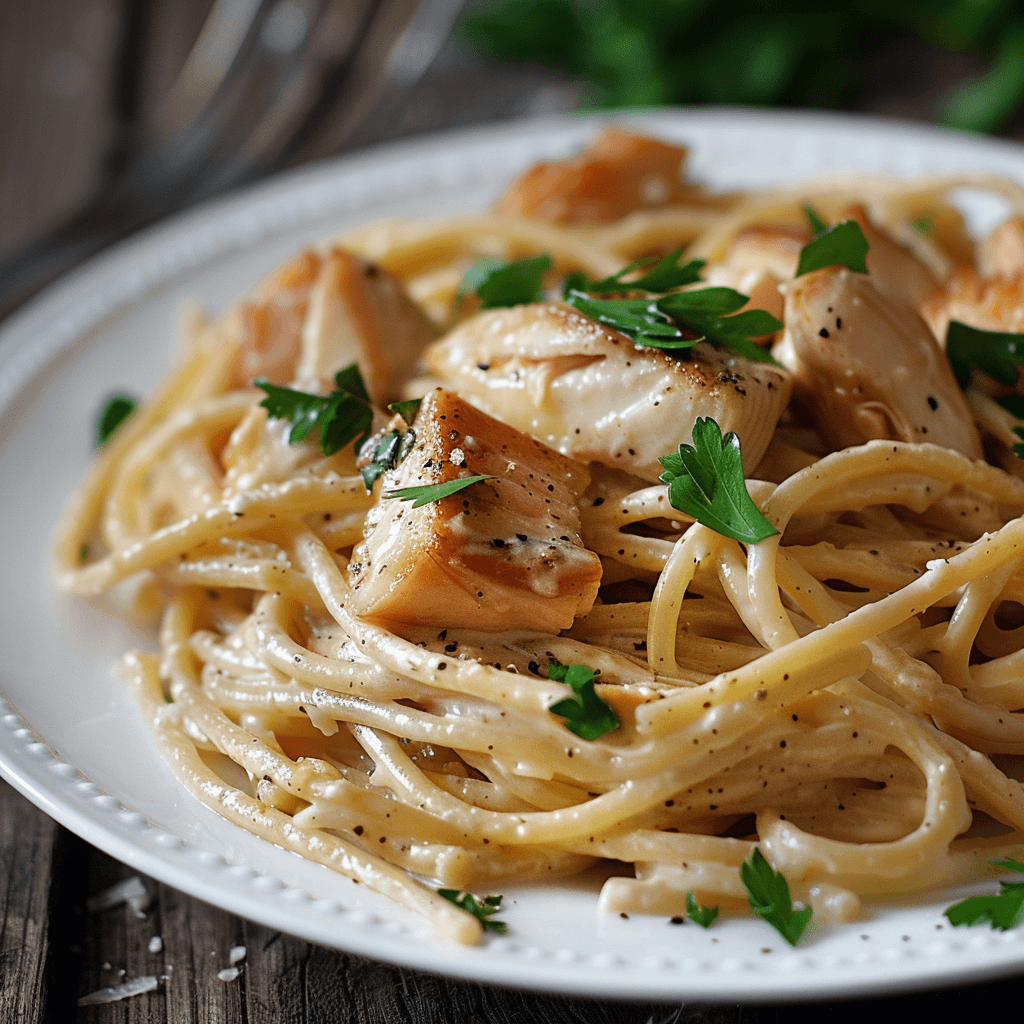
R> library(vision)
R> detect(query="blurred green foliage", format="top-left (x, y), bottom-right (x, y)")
top-left (458, 0), bottom-right (1024, 132)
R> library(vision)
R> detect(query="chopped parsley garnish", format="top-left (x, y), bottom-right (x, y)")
top-left (659, 417), bottom-right (778, 545)
top-left (385, 474), bottom-right (495, 508)
top-left (565, 285), bottom-right (783, 364)
top-left (563, 250), bottom-right (781, 364)
top-left (96, 394), bottom-right (137, 447)
top-left (795, 220), bottom-right (870, 277)
top-left (388, 398), bottom-right (421, 424)
top-left (741, 848), bottom-right (812, 946)
top-left (461, 253), bottom-right (552, 309)
top-left (573, 248), bottom-right (705, 294)
top-left (565, 290), bottom-right (686, 347)
top-left (437, 888), bottom-right (506, 933)
top-left (361, 429), bottom-right (417, 490)
top-left (913, 215), bottom-right (934, 234)
top-left (803, 205), bottom-right (828, 236)
top-left (946, 319), bottom-right (1024, 389)
top-left (254, 364), bottom-right (374, 457)
top-left (944, 858), bottom-right (1024, 930)
top-left (547, 659), bottom-right (619, 740)
top-left (686, 891), bottom-right (720, 928)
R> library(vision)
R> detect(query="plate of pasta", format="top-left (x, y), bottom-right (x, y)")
top-left (7, 108), bottom-right (1024, 1001)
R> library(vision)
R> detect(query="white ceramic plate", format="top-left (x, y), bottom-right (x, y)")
top-left (5, 109), bottom-right (1024, 1003)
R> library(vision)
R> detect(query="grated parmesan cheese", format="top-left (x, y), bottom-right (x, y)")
top-left (78, 976), bottom-right (159, 1005)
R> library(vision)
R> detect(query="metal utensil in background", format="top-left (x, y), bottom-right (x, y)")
top-left (0, 0), bottom-right (465, 317)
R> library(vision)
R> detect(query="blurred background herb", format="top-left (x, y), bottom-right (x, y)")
top-left (458, 0), bottom-right (1024, 134)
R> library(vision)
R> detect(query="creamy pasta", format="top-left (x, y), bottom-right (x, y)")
top-left (54, 127), bottom-right (1024, 945)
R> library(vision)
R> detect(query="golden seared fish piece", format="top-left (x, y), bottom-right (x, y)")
top-left (920, 224), bottom-right (1024, 342)
top-left (776, 266), bottom-right (982, 458)
top-left (494, 127), bottom-right (710, 225)
top-left (979, 215), bottom-right (1024, 278)
top-left (219, 247), bottom-right (434, 493)
top-left (420, 302), bottom-right (791, 482)
top-left (842, 204), bottom-right (938, 307)
top-left (296, 247), bottom-right (436, 404)
top-left (217, 247), bottom-right (434, 401)
top-left (922, 267), bottom-right (1024, 343)
top-left (347, 389), bottom-right (602, 634)
top-left (219, 249), bottom-right (323, 390)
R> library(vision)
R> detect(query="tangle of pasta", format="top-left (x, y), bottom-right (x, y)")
top-left (54, 128), bottom-right (1024, 945)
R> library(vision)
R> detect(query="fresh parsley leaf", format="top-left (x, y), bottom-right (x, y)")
top-left (361, 429), bottom-right (417, 491)
top-left (992, 857), bottom-right (1024, 873)
top-left (946, 319), bottom-right (1024, 389)
top-left (462, 254), bottom-right (553, 309)
top-left (437, 888), bottom-right (506, 933)
top-left (388, 398), bottom-right (422, 424)
top-left (658, 286), bottom-right (748, 317)
top-left (803, 205), bottom-right (828, 235)
top-left (913, 215), bottom-right (934, 234)
top-left (795, 220), bottom-right (870, 277)
top-left (565, 287), bottom-right (783, 364)
top-left (657, 289), bottom-right (784, 364)
top-left (334, 363), bottom-right (371, 403)
top-left (458, 255), bottom-right (505, 300)
top-left (997, 394), bottom-right (1024, 418)
top-left (96, 394), bottom-right (137, 447)
top-left (944, 859), bottom-right (1024, 930)
top-left (566, 290), bottom-right (687, 347)
top-left (686, 891), bottom-right (719, 928)
top-left (547, 659), bottom-right (619, 740)
top-left (79, 543), bottom-right (90, 562)
top-left (385, 474), bottom-right (495, 508)
top-left (584, 249), bottom-right (706, 294)
top-left (740, 848), bottom-right (812, 946)
top-left (659, 418), bottom-right (778, 544)
top-left (255, 364), bottom-right (374, 456)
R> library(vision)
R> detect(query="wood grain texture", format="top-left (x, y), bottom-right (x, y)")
top-left (7, 775), bottom-right (1024, 1023)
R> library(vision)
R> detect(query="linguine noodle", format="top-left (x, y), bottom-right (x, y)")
top-left (55, 132), bottom-right (1024, 945)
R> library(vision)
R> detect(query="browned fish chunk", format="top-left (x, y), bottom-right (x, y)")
top-left (421, 302), bottom-right (791, 482)
top-left (347, 389), bottom-right (602, 633)
top-left (297, 248), bottom-right (436, 403)
top-left (777, 266), bottom-right (982, 458)
top-left (494, 127), bottom-right (707, 225)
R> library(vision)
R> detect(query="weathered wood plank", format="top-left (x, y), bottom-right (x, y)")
top-left (0, 781), bottom-right (80, 1024)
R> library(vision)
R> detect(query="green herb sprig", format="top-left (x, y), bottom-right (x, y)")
top-left (385, 474), bottom-right (495, 508)
top-left (944, 858), bottom-right (1024, 930)
top-left (254, 364), bottom-right (374, 457)
top-left (388, 398), bottom-right (422, 424)
top-left (96, 394), bottom-right (137, 447)
top-left (946, 319), bottom-right (1024, 389)
top-left (568, 249), bottom-right (705, 294)
top-left (460, 254), bottom-right (552, 309)
top-left (659, 418), bottom-right (778, 544)
top-left (686, 891), bottom-right (720, 929)
top-left (565, 284), bottom-right (783, 364)
top-left (803, 205), bottom-right (829, 235)
top-left (460, 2), bottom-right (1024, 135)
top-left (547, 659), bottom-right (619, 741)
top-left (741, 849), bottom-right (812, 946)
top-left (795, 220), bottom-right (870, 277)
top-left (361, 429), bottom-right (418, 490)
top-left (437, 888), bottom-right (507, 933)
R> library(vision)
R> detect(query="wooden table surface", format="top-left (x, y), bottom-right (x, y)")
top-left (7, 2), bottom-right (1024, 1021)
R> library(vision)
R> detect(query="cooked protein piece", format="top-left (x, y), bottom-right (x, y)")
top-left (55, 126), bottom-right (1024, 947)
